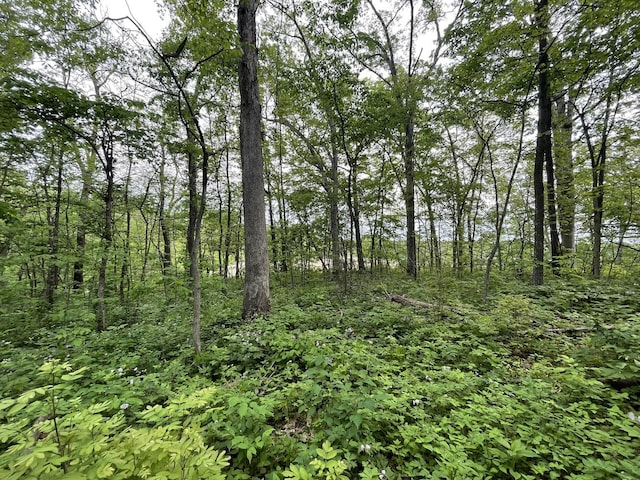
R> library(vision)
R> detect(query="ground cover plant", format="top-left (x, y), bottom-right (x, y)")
top-left (1, 272), bottom-right (640, 479)
top-left (3, 0), bottom-right (640, 477)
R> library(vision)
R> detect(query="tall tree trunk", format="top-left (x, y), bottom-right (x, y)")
top-left (186, 146), bottom-right (202, 353)
top-left (96, 132), bottom-right (115, 331)
top-left (425, 192), bottom-right (441, 272)
top-left (119, 156), bottom-right (133, 304)
top-left (265, 161), bottom-right (279, 271)
top-left (577, 93), bottom-right (614, 280)
top-left (277, 125), bottom-right (290, 273)
top-left (364, 0), bottom-right (418, 277)
top-left (533, 0), bottom-right (551, 286)
top-left (73, 150), bottom-right (95, 289)
top-left (545, 133), bottom-right (561, 273)
top-left (158, 148), bottom-right (172, 276)
top-left (223, 156), bottom-right (233, 279)
top-left (483, 101), bottom-right (529, 301)
top-left (44, 147), bottom-right (64, 307)
top-left (346, 164), bottom-right (365, 271)
top-left (553, 93), bottom-right (575, 254)
top-left (328, 119), bottom-right (342, 278)
top-left (591, 95), bottom-right (613, 279)
top-left (404, 109), bottom-right (417, 278)
top-left (238, 0), bottom-right (270, 319)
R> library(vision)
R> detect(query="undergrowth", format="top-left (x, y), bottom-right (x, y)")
top-left (1, 272), bottom-right (639, 479)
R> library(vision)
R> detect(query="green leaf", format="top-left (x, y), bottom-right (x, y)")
top-left (316, 441), bottom-right (338, 460)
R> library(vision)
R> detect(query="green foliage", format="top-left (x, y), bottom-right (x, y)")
top-left (2, 275), bottom-right (640, 478)
top-left (284, 442), bottom-right (349, 480)
top-left (0, 360), bottom-right (229, 479)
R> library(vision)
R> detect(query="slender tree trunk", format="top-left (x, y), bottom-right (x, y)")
top-left (327, 119), bottom-right (342, 278)
top-left (591, 96), bottom-right (612, 279)
top-left (238, 0), bottom-right (270, 319)
top-left (425, 192), bottom-right (441, 272)
top-left (346, 166), bottom-right (365, 271)
top-left (468, 192), bottom-right (480, 274)
top-left (483, 102), bottom-right (529, 300)
top-left (277, 126), bottom-right (290, 272)
top-left (454, 214), bottom-right (465, 275)
top-left (404, 109), bottom-right (417, 278)
top-left (97, 133), bottom-right (115, 331)
top-left (265, 162), bottom-right (279, 271)
top-left (73, 152), bottom-right (94, 289)
top-left (545, 135), bottom-right (561, 273)
top-left (533, 0), bottom-right (551, 286)
top-left (119, 156), bottom-right (133, 304)
top-left (139, 200), bottom-right (150, 282)
top-left (553, 93), bottom-right (575, 254)
top-left (223, 174), bottom-right (233, 279)
top-left (186, 146), bottom-right (202, 353)
top-left (45, 148), bottom-right (64, 307)
top-left (158, 149), bottom-right (172, 276)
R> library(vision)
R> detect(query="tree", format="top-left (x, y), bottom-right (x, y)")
top-left (532, 0), bottom-right (553, 285)
top-left (238, 0), bottom-right (270, 319)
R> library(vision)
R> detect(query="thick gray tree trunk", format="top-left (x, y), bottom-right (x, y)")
top-left (238, 0), bottom-right (270, 319)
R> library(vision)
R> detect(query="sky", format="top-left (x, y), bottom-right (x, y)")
top-left (99, 0), bottom-right (168, 38)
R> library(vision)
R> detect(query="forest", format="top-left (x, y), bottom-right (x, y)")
top-left (1, 0), bottom-right (639, 478)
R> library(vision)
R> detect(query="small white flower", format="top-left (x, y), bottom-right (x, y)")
top-left (120, 403), bottom-right (129, 410)
top-left (360, 444), bottom-right (366, 452)
top-left (365, 444), bottom-right (371, 452)
top-left (412, 399), bottom-right (420, 406)
top-left (629, 412), bottom-right (637, 422)
top-left (379, 469), bottom-right (386, 479)
top-left (345, 327), bottom-right (354, 334)
top-left (425, 375), bottom-right (432, 381)
top-left (129, 379), bottom-right (135, 385)
top-left (117, 367), bottom-right (124, 375)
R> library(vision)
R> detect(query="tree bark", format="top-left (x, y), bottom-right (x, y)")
top-left (96, 130), bottom-right (115, 331)
top-left (158, 148), bottom-right (172, 276)
top-left (404, 109), bottom-right (417, 278)
top-left (328, 118), bottom-right (342, 278)
top-left (483, 96), bottom-right (530, 301)
top-left (553, 93), bottom-right (575, 254)
top-left (44, 147), bottom-right (64, 307)
top-left (238, 0), bottom-right (270, 319)
top-left (73, 149), bottom-right (95, 289)
top-left (591, 95), bottom-right (612, 279)
top-left (545, 130), bottom-right (561, 273)
top-left (533, 0), bottom-right (551, 286)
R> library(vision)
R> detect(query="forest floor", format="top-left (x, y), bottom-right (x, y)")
top-left (1, 271), bottom-right (640, 479)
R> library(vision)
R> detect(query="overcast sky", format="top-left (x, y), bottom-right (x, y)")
top-left (100, 0), bottom-right (168, 38)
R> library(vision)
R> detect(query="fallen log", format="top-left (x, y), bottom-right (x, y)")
top-left (389, 294), bottom-right (432, 309)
